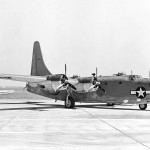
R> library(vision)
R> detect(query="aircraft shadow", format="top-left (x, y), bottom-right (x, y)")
top-left (0, 101), bottom-right (65, 111)
top-left (0, 102), bottom-right (43, 105)
top-left (76, 104), bottom-right (150, 111)
top-left (0, 101), bottom-right (149, 111)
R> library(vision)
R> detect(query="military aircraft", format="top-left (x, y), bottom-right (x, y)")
top-left (0, 41), bottom-right (150, 110)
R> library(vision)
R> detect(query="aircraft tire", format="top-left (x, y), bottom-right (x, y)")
top-left (139, 104), bottom-right (147, 110)
top-left (107, 103), bottom-right (114, 106)
top-left (65, 96), bottom-right (75, 108)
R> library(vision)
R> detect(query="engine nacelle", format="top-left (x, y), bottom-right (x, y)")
top-left (46, 74), bottom-right (66, 81)
top-left (78, 77), bottom-right (92, 83)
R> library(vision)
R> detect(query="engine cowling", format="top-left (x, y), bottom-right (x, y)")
top-left (46, 74), bottom-right (66, 81)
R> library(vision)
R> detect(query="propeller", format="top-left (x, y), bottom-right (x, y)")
top-left (88, 68), bottom-right (106, 93)
top-left (55, 64), bottom-right (76, 92)
top-left (88, 81), bottom-right (100, 91)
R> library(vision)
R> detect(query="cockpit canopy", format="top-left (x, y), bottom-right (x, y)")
top-left (129, 75), bottom-right (143, 80)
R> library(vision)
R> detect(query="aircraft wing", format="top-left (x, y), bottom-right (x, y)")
top-left (0, 90), bottom-right (14, 95)
top-left (0, 74), bottom-right (47, 83)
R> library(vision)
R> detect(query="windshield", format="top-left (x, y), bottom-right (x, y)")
top-left (129, 75), bottom-right (143, 80)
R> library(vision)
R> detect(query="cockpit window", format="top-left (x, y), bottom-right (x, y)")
top-left (129, 75), bottom-right (143, 80)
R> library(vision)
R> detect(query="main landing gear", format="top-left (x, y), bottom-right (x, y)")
top-left (107, 103), bottom-right (115, 106)
top-left (65, 95), bottom-right (75, 108)
top-left (139, 104), bottom-right (147, 110)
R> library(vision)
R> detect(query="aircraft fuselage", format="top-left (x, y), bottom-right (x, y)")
top-left (26, 75), bottom-right (150, 106)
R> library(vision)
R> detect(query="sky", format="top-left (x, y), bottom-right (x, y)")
top-left (0, 0), bottom-right (150, 86)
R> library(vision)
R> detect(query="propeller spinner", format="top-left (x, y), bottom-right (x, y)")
top-left (88, 68), bottom-right (106, 93)
top-left (55, 64), bottom-right (76, 92)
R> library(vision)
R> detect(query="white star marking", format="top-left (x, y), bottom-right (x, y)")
top-left (136, 87), bottom-right (145, 98)
top-left (131, 87), bottom-right (150, 98)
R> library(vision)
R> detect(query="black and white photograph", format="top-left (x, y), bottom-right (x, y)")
top-left (0, 0), bottom-right (150, 149)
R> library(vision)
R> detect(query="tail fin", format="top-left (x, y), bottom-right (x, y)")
top-left (31, 41), bottom-right (52, 76)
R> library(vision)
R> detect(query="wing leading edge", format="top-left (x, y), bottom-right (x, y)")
top-left (0, 74), bottom-right (47, 83)
top-left (0, 90), bottom-right (14, 95)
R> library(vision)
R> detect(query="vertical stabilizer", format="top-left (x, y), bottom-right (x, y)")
top-left (31, 41), bottom-right (52, 76)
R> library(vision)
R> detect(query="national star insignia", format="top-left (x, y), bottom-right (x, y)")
top-left (136, 87), bottom-right (146, 98)
top-left (130, 86), bottom-right (150, 99)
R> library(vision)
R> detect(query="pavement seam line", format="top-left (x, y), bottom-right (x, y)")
top-left (81, 108), bottom-right (150, 150)
top-left (0, 110), bottom-right (22, 131)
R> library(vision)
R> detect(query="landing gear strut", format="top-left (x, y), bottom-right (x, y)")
top-left (65, 95), bottom-right (75, 108)
top-left (139, 104), bottom-right (147, 110)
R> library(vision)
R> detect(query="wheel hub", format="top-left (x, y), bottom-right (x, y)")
top-left (66, 99), bottom-right (71, 107)
top-left (140, 104), bottom-right (145, 108)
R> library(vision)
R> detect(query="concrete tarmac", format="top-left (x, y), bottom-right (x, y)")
top-left (0, 99), bottom-right (150, 150)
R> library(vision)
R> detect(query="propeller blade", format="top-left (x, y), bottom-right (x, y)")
top-left (96, 67), bottom-right (98, 78)
top-left (88, 81), bottom-right (100, 92)
top-left (56, 80), bottom-right (77, 92)
top-left (65, 63), bottom-right (67, 76)
top-left (68, 83), bottom-right (77, 90)
top-left (99, 86), bottom-right (106, 93)
top-left (88, 85), bottom-right (96, 92)
top-left (55, 84), bottom-right (64, 92)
